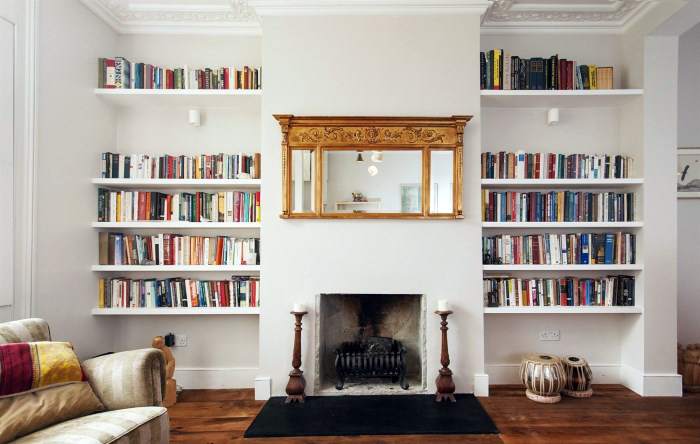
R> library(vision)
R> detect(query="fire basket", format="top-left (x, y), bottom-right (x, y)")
top-left (334, 336), bottom-right (408, 390)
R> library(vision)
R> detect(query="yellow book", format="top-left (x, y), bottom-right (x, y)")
top-left (590, 65), bottom-right (597, 89)
top-left (494, 49), bottom-right (501, 90)
top-left (116, 193), bottom-right (122, 222)
top-left (98, 278), bottom-right (105, 308)
top-left (218, 192), bottom-right (225, 222)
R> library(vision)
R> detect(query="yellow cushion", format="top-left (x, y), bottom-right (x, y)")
top-left (0, 382), bottom-right (105, 443)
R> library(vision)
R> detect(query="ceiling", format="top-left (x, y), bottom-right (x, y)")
top-left (80, 0), bottom-right (661, 35)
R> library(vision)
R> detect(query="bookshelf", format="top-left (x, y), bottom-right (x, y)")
top-left (91, 307), bottom-right (260, 316)
top-left (481, 89), bottom-right (644, 108)
top-left (92, 222), bottom-right (260, 229)
top-left (481, 178), bottom-right (643, 188)
top-left (483, 264), bottom-right (643, 272)
top-left (92, 178), bottom-right (261, 189)
top-left (92, 265), bottom-right (260, 272)
top-left (481, 222), bottom-right (643, 229)
top-left (483, 306), bottom-right (643, 315)
top-left (94, 88), bottom-right (262, 108)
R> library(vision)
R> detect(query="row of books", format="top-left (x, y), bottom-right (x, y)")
top-left (483, 275), bottom-right (635, 307)
top-left (480, 50), bottom-right (613, 90)
top-left (101, 153), bottom-right (261, 180)
top-left (98, 233), bottom-right (259, 266)
top-left (97, 190), bottom-right (261, 223)
top-left (98, 58), bottom-right (262, 90)
top-left (481, 191), bottom-right (635, 223)
top-left (482, 232), bottom-right (636, 265)
top-left (98, 277), bottom-right (260, 309)
top-left (481, 152), bottom-right (633, 180)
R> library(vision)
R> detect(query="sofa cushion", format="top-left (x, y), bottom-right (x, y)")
top-left (0, 342), bottom-right (83, 397)
top-left (0, 319), bottom-right (51, 345)
top-left (11, 406), bottom-right (169, 444)
top-left (0, 382), bottom-right (105, 443)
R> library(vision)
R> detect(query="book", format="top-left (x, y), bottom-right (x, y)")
top-left (98, 277), bottom-right (260, 308)
top-left (97, 58), bottom-right (262, 90)
top-left (481, 151), bottom-right (634, 179)
top-left (480, 50), bottom-right (615, 91)
top-left (97, 233), bottom-right (259, 266)
top-left (481, 190), bottom-right (635, 223)
top-left (484, 275), bottom-right (635, 307)
top-left (482, 232), bottom-right (636, 265)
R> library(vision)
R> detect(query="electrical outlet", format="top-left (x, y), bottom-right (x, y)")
top-left (538, 329), bottom-right (560, 341)
top-left (175, 334), bottom-right (188, 347)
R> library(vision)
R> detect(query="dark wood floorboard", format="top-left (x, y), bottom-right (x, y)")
top-left (168, 385), bottom-right (700, 444)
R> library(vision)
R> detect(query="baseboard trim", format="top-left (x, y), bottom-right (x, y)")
top-left (620, 365), bottom-right (682, 396)
top-left (174, 367), bottom-right (258, 389)
top-left (486, 363), bottom-right (622, 385)
top-left (473, 373), bottom-right (489, 397)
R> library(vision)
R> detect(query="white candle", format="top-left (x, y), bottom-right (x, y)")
top-left (292, 303), bottom-right (305, 313)
top-left (437, 299), bottom-right (449, 311)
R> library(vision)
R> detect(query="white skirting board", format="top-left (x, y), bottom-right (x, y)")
top-left (174, 367), bottom-right (258, 389)
top-left (620, 365), bottom-right (683, 397)
top-left (487, 364), bottom-right (683, 396)
top-left (473, 373), bottom-right (490, 397)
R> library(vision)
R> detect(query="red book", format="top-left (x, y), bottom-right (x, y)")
top-left (216, 238), bottom-right (223, 265)
top-left (138, 193), bottom-right (147, 221)
top-left (223, 68), bottom-right (230, 89)
top-left (145, 193), bottom-right (151, 220)
top-left (195, 192), bottom-right (201, 223)
top-left (244, 66), bottom-right (250, 89)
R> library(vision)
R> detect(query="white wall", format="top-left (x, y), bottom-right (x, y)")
top-left (34, 0), bottom-right (118, 357)
top-left (677, 23), bottom-right (700, 347)
top-left (259, 14), bottom-right (484, 396)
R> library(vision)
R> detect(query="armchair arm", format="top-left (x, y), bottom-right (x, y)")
top-left (82, 348), bottom-right (166, 410)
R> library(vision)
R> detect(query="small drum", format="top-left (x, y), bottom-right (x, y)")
top-left (520, 353), bottom-right (566, 403)
top-left (562, 355), bottom-right (593, 398)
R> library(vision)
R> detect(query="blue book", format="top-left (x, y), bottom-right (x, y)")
top-left (581, 233), bottom-right (590, 264)
top-left (604, 234), bottom-right (615, 264)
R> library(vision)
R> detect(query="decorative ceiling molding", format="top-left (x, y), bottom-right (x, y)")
top-left (80, 0), bottom-right (261, 35)
top-left (248, 0), bottom-right (492, 16)
top-left (481, 0), bottom-right (657, 34)
top-left (80, 0), bottom-right (661, 35)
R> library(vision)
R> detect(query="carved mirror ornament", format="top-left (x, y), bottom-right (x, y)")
top-left (275, 115), bottom-right (471, 220)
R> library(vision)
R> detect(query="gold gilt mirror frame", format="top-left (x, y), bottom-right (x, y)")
top-left (275, 115), bottom-right (471, 219)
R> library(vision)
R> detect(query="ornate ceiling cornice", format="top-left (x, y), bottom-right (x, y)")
top-left (80, 0), bottom-right (660, 35)
top-left (481, 0), bottom-right (657, 34)
top-left (80, 0), bottom-right (261, 35)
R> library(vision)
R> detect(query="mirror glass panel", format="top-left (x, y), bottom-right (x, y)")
top-left (290, 149), bottom-right (315, 213)
top-left (430, 150), bottom-right (454, 214)
top-left (323, 149), bottom-right (422, 214)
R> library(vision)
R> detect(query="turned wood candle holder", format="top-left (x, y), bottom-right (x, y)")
top-left (435, 310), bottom-right (456, 402)
top-left (285, 311), bottom-right (308, 404)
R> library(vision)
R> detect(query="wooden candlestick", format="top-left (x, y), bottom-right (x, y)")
top-left (435, 310), bottom-right (456, 402)
top-left (285, 311), bottom-right (308, 404)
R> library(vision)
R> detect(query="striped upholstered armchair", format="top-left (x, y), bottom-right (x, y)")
top-left (0, 318), bottom-right (169, 443)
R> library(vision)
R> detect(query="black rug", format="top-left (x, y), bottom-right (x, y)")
top-left (244, 394), bottom-right (499, 438)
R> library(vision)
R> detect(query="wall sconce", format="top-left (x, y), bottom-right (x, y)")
top-left (547, 108), bottom-right (559, 126)
top-left (188, 109), bottom-right (201, 127)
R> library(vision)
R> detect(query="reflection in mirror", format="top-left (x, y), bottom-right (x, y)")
top-left (291, 149), bottom-right (315, 213)
top-left (323, 150), bottom-right (422, 213)
top-left (430, 150), bottom-right (454, 214)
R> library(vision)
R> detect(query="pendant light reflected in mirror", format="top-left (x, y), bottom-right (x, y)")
top-left (356, 151), bottom-right (364, 162)
top-left (371, 151), bottom-right (383, 163)
top-left (368, 165), bottom-right (379, 176)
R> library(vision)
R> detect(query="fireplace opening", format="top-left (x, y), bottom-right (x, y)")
top-left (315, 293), bottom-right (426, 394)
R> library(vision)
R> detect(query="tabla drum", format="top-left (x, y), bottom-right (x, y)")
top-left (562, 355), bottom-right (593, 398)
top-left (520, 353), bottom-right (566, 403)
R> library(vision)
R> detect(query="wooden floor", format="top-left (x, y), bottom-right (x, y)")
top-left (169, 385), bottom-right (700, 443)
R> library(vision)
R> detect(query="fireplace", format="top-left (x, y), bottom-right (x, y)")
top-left (314, 293), bottom-right (426, 394)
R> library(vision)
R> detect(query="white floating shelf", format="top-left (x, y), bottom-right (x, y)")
top-left (482, 222), bottom-right (643, 229)
top-left (91, 265), bottom-right (260, 272)
top-left (484, 306), bottom-right (642, 314)
top-left (678, 192), bottom-right (700, 199)
top-left (92, 222), bottom-right (260, 229)
top-left (94, 88), bottom-right (262, 108)
top-left (483, 264), bottom-right (643, 271)
top-left (92, 178), bottom-right (261, 189)
top-left (480, 89), bottom-right (644, 108)
top-left (481, 179), bottom-right (644, 188)
top-left (91, 307), bottom-right (260, 316)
